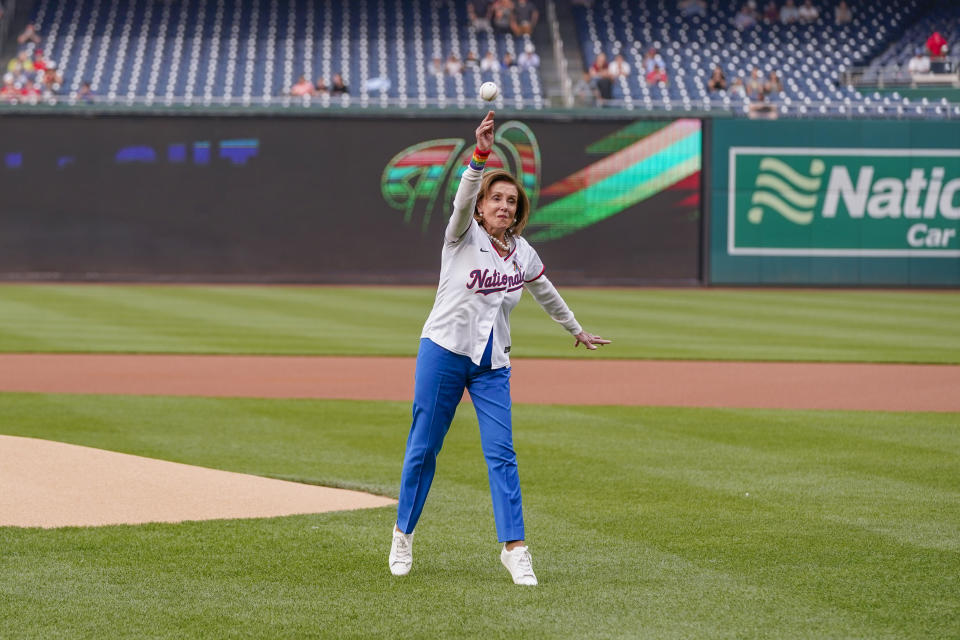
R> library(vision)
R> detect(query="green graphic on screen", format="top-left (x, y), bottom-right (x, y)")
top-left (381, 119), bottom-right (701, 241)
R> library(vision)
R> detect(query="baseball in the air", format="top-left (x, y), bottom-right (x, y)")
top-left (479, 82), bottom-right (499, 101)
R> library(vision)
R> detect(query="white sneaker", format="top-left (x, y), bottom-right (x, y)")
top-left (500, 544), bottom-right (538, 585)
top-left (389, 527), bottom-right (414, 576)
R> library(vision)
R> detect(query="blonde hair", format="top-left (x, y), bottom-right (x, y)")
top-left (474, 170), bottom-right (531, 236)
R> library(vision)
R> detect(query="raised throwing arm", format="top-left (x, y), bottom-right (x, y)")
top-left (445, 111), bottom-right (495, 243)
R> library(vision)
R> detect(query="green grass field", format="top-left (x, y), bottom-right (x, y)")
top-left (0, 284), bottom-right (958, 362)
top-left (1, 393), bottom-right (957, 639)
top-left (1, 285), bottom-right (958, 638)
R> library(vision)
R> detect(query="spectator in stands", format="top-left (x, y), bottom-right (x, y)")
top-left (364, 76), bottom-right (391, 93)
top-left (518, 44), bottom-right (540, 70)
top-left (908, 49), bottom-right (931, 76)
top-left (42, 63), bottom-right (62, 96)
top-left (641, 48), bottom-right (667, 84)
top-left (511, 0), bottom-right (538, 36)
top-left (927, 30), bottom-right (948, 59)
top-left (429, 56), bottom-right (444, 76)
top-left (1, 76), bottom-right (18, 103)
top-left (481, 51), bottom-right (499, 73)
top-left (331, 73), bottom-right (349, 94)
top-left (591, 52), bottom-right (609, 78)
top-left (491, 0), bottom-right (514, 34)
top-left (707, 66), bottom-right (726, 92)
top-left (20, 79), bottom-right (41, 102)
top-left (834, 0), bottom-right (852, 25)
top-left (8, 51), bottom-right (33, 75)
top-left (290, 75), bottom-right (315, 97)
top-left (729, 76), bottom-right (746, 97)
top-left (573, 71), bottom-right (598, 106)
top-left (589, 54), bottom-right (614, 102)
top-left (734, 5), bottom-right (756, 30)
top-left (779, 0), bottom-right (799, 24)
top-left (17, 23), bottom-right (42, 49)
top-left (798, 0), bottom-right (818, 23)
top-left (596, 74), bottom-right (614, 102)
top-left (608, 53), bottom-right (630, 79)
top-left (8, 53), bottom-right (32, 89)
top-left (467, 0), bottom-right (494, 31)
top-left (748, 96), bottom-right (778, 119)
top-left (32, 50), bottom-right (48, 73)
top-left (762, 1), bottom-right (778, 23)
top-left (646, 61), bottom-right (668, 85)
top-left (763, 70), bottom-right (782, 95)
top-left (465, 51), bottom-right (480, 70)
top-left (315, 76), bottom-right (329, 94)
top-left (678, 0), bottom-right (707, 18)
top-left (502, 52), bottom-right (517, 69)
top-left (589, 52), bottom-right (610, 93)
top-left (641, 48), bottom-right (661, 74)
top-left (746, 68), bottom-right (763, 98)
top-left (445, 54), bottom-right (464, 75)
top-left (78, 81), bottom-right (96, 104)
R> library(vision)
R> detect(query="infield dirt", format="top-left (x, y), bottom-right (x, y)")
top-left (1, 353), bottom-right (958, 412)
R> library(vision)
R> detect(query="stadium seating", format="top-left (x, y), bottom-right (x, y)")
top-left (8, 0), bottom-right (960, 117)
top-left (860, 0), bottom-right (960, 86)
top-left (572, 0), bottom-right (960, 118)
top-left (20, 0), bottom-right (543, 108)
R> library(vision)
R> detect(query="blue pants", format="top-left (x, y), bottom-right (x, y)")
top-left (396, 336), bottom-right (524, 542)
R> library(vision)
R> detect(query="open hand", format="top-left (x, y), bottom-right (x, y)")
top-left (476, 110), bottom-right (495, 152)
top-left (574, 332), bottom-right (611, 350)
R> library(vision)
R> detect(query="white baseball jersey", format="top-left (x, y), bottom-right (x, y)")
top-left (421, 166), bottom-right (582, 369)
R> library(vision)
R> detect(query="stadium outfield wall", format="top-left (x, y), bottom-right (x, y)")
top-left (0, 110), bottom-right (957, 286)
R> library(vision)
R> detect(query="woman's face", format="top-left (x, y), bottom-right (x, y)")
top-left (478, 180), bottom-right (519, 237)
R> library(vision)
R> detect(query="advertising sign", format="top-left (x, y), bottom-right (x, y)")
top-left (728, 148), bottom-right (960, 256)
top-left (712, 121), bottom-right (960, 285)
top-left (0, 115), bottom-right (702, 284)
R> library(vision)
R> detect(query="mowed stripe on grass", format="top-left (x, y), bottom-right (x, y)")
top-left (1, 393), bottom-right (957, 639)
top-left (0, 284), bottom-right (958, 362)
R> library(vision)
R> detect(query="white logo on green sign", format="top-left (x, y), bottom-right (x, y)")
top-left (747, 158), bottom-right (824, 225)
top-left (729, 147), bottom-right (960, 257)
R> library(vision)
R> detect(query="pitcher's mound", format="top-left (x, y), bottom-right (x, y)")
top-left (0, 435), bottom-right (396, 528)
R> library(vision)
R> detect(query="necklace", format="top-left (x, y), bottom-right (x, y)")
top-left (487, 232), bottom-right (511, 253)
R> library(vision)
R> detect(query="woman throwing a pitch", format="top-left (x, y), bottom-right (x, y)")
top-left (389, 111), bottom-right (610, 585)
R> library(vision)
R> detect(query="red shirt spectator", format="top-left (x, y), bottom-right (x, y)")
top-left (0, 80), bottom-right (19, 102)
top-left (20, 81), bottom-right (41, 98)
top-left (926, 31), bottom-right (948, 58)
top-left (645, 63), bottom-right (668, 85)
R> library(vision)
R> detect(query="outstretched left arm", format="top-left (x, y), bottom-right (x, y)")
top-left (525, 275), bottom-right (611, 350)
